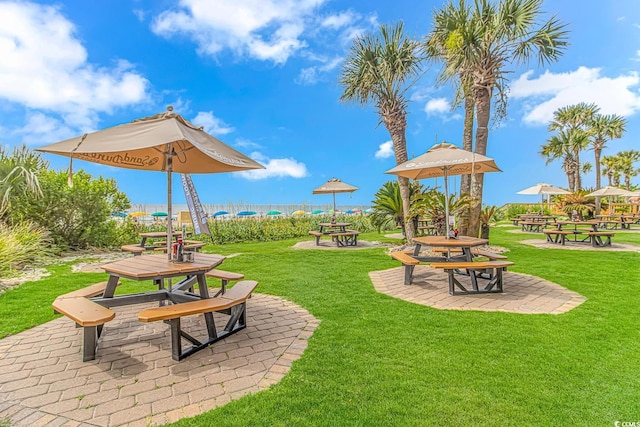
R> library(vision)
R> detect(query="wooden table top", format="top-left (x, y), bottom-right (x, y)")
top-left (556, 220), bottom-right (599, 226)
top-left (139, 231), bottom-right (191, 238)
top-left (413, 236), bottom-right (489, 248)
top-left (101, 253), bottom-right (224, 279)
top-left (319, 222), bottom-right (351, 227)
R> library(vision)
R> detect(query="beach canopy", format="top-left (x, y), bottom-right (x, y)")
top-left (586, 186), bottom-right (634, 197)
top-left (151, 211), bottom-right (168, 217)
top-left (266, 210), bottom-right (282, 215)
top-left (312, 178), bottom-right (358, 214)
top-left (37, 107), bottom-right (263, 259)
top-left (111, 212), bottom-right (127, 217)
top-left (386, 142), bottom-right (501, 238)
top-left (213, 211), bottom-right (229, 217)
top-left (312, 209), bottom-right (324, 215)
top-left (291, 210), bottom-right (306, 216)
top-left (237, 211), bottom-right (257, 216)
top-left (128, 211), bottom-right (149, 217)
top-left (517, 182), bottom-right (570, 212)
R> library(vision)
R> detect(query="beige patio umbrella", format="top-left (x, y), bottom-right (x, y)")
top-left (586, 186), bottom-right (634, 213)
top-left (517, 182), bottom-right (570, 212)
top-left (37, 107), bottom-right (264, 259)
top-left (385, 142), bottom-right (501, 238)
top-left (312, 178), bottom-right (358, 216)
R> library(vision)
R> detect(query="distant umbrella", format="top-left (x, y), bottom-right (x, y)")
top-left (364, 208), bottom-right (373, 214)
top-left (291, 210), bottom-right (306, 216)
top-left (312, 209), bottom-right (324, 215)
top-left (129, 211), bottom-right (149, 217)
top-left (345, 209), bottom-right (354, 214)
top-left (151, 211), bottom-right (168, 217)
top-left (266, 210), bottom-right (282, 216)
top-left (237, 211), bottom-right (257, 216)
top-left (111, 212), bottom-right (127, 217)
top-left (312, 178), bottom-right (358, 214)
top-left (213, 211), bottom-right (229, 217)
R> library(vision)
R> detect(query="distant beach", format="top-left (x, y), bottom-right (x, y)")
top-left (128, 203), bottom-right (371, 216)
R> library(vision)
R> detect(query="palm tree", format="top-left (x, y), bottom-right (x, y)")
top-left (0, 144), bottom-right (47, 218)
top-left (548, 103), bottom-right (598, 191)
top-left (588, 113), bottom-right (626, 214)
top-left (601, 155), bottom-right (620, 187)
top-left (339, 22), bottom-right (424, 241)
top-left (424, 1), bottom-right (480, 235)
top-left (369, 180), bottom-right (420, 234)
top-left (616, 150), bottom-right (640, 190)
top-left (425, 0), bottom-right (568, 237)
top-left (540, 129), bottom-right (589, 191)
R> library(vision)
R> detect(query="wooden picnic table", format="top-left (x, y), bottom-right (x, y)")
top-left (546, 220), bottom-right (614, 247)
top-left (310, 222), bottom-right (359, 247)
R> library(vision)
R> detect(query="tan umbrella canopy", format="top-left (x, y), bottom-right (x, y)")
top-left (586, 186), bottom-right (634, 197)
top-left (517, 182), bottom-right (570, 212)
top-left (586, 186), bottom-right (634, 213)
top-left (312, 178), bottom-right (358, 214)
top-left (386, 142), bottom-right (501, 238)
top-left (37, 107), bottom-right (264, 258)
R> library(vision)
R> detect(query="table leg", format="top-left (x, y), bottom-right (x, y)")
top-left (102, 275), bottom-right (120, 298)
top-left (197, 274), bottom-right (217, 338)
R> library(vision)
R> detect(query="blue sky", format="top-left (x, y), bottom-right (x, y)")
top-left (1, 0), bottom-right (640, 210)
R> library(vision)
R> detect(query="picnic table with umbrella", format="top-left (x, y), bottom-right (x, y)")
top-left (385, 142), bottom-right (511, 295)
top-left (514, 183), bottom-right (568, 231)
top-left (37, 107), bottom-right (264, 361)
top-left (312, 178), bottom-right (358, 223)
top-left (310, 178), bottom-right (360, 246)
top-left (588, 186), bottom-right (635, 229)
top-left (386, 142), bottom-right (501, 239)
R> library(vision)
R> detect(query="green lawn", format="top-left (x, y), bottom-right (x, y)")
top-left (2, 226), bottom-right (639, 426)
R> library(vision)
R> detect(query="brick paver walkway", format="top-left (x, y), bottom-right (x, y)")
top-left (0, 293), bottom-right (318, 427)
top-left (370, 266), bottom-right (586, 314)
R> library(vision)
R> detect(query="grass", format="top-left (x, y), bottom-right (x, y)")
top-left (2, 227), bottom-right (640, 425)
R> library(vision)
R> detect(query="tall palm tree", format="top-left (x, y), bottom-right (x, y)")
top-left (588, 113), bottom-right (626, 213)
top-left (548, 103), bottom-right (598, 191)
top-left (601, 155), bottom-right (619, 187)
top-left (425, 0), bottom-right (568, 237)
top-left (540, 129), bottom-right (589, 191)
top-left (617, 150), bottom-right (640, 189)
top-left (339, 22), bottom-right (424, 241)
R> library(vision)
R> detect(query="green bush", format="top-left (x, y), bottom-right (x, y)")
top-left (0, 221), bottom-right (51, 275)
top-left (7, 169), bottom-right (131, 250)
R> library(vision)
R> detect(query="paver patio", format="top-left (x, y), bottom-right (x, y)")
top-left (0, 293), bottom-right (318, 427)
top-left (370, 266), bottom-right (586, 314)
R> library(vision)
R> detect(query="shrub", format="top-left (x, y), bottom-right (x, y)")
top-left (0, 221), bottom-right (51, 275)
top-left (7, 169), bottom-right (131, 250)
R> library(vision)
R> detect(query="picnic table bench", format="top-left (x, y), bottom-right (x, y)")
top-left (138, 280), bottom-right (258, 361)
top-left (52, 281), bottom-right (121, 361)
top-left (309, 228), bottom-right (360, 247)
top-left (430, 260), bottom-right (514, 295)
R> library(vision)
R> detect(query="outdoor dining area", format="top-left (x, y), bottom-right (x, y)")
top-left (308, 178), bottom-right (361, 247)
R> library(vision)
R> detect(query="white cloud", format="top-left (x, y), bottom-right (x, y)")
top-left (511, 67), bottom-right (640, 125)
top-left (15, 112), bottom-right (76, 145)
top-left (191, 111), bottom-right (235, 135)
top-left (0, 2), bottom-right (149, 130)
top-left (424, 98), bottom-right (450, 115)
top-left (375, 141), bottom-right (394, 159)
top-left (239, 151), bottom-right (308, 180)
top-left (321, 11), bottom-right (356, 29)
top-left (295, 56), bottom-right (342, 85)
top-left (152, 0), bottom-right (327, 64)
top-left (235, 138), bottom-right (262, 149)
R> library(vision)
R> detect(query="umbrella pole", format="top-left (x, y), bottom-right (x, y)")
top-left (167, 152), bottom-right (173, 261)
top-left (444, 168), bottom-right (450, 239)
top-left (332, 193), bottom-right (336, 222)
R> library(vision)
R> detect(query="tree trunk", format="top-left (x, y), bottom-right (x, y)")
top-left (458, 96), bottom-right (474, 236)
top-left (480, 223), bottom-right (490, 240)
top-left (574, 149), bottom-right (582, 191)
top-left (383, 111), bottom-right (415, 241)
top-left (594, 147), bottom-right (602, 215)
top-left (469, 84), bottom-right (491, 238)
